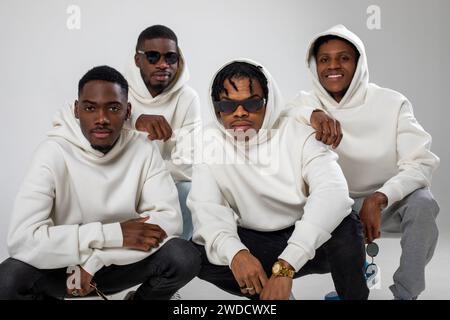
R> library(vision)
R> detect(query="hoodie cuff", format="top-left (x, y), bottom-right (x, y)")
top-left (102, 223), bottom-right (123, 248)
top-left (376, 183), bottom-right (403, 210)
top-left (220, 237), bottom-right (248, 267)
top-left (81, 254), bottom-right (103, 276)
top-left (278, 244), bottom-right (309, 272)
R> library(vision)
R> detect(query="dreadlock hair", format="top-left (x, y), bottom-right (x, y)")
top-left (136, 25), bottom-right (178, 51)
top-left (211, 62), bottom-right (269, 102)
top-left (78, 65), bottom-right (128, 99)
top-left (313, 35), bottom-right (360, 61)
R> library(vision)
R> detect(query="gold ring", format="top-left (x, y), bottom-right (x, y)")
top-left (71, 289), bottom-right (79, 297)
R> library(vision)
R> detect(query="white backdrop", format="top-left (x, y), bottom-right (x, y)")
top-left (1, 0), bottom-right (448, 266)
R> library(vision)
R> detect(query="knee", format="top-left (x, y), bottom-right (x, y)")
top-left (160, 238), bottom-right (201, 280)
top-left (404, 189), bottom-right (440, 223)
top-left (0, 258), bottom-right (36, 299)
top-left (329, 214), bottom-right (365, 259)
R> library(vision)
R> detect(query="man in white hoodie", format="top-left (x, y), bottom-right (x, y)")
top-left (0, 66), bottom-right (200, 300)
top-left (127, 25), bottom-right (201, 240)
top-left (188, 60), bottom-right (369, 300)
top-left (289, 25), bottom-right (440, 300)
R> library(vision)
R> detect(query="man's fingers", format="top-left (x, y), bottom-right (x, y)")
top-left (315, 122), bottom-right (323, 141)
top-left (152, 122), bottom-right (165, 140)
top-left (321, 121), bottom-right (330, 144)
top-left (333, 121), bottom-right (343, 148)
top-left (159, 119), bottom-right (173, 141)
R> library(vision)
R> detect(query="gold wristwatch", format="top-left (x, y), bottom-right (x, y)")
top-left (272, 261), bottom-right (295, 278)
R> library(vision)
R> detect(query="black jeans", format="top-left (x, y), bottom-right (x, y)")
top-left (195, 213), bottom-right (369, 300)
top-left (0, 238), bottom-right (201, 300)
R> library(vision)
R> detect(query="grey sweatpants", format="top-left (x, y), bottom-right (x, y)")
top-left (352, 188), bottom-right (439, 299)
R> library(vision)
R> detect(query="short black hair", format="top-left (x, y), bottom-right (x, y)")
top-left (313, 35), bottom-right (360, 60)
top-left (78, 65), bottom-right (128, 98)
top-left (136, 25), bottom-right (178, 51)
top-left (211, 62), bottom-right (269, 102)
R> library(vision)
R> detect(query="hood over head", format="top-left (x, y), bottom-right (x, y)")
top-left (306, 24), bottom-right (369, 109)
top-left (207, 58), bottom-right (285, 144)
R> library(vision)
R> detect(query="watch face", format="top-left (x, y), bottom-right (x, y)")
top-left (272, 263), bottom-right (281, 274)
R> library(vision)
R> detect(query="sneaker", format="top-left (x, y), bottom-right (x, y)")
top-left (324, 291), bottom-right (340, 300)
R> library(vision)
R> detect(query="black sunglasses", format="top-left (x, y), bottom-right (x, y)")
top-left (213, 98), bottom-right (266, 114)
top-left (137, 50), bottom-right (179, 65)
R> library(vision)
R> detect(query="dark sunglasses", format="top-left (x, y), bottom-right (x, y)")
top-left (213, 98), bottom-right (266, 114)
top-left (137, 50), bottom-right (179, 65)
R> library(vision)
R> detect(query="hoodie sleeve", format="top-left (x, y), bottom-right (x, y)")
top-left (165, 92), bottom-right (202, 182)
top-left (7, 141), bottom-right (122, 270)
top-left (80, 146), bottom-right (183, 275)
top-left (188, 164), bottom-right (247, 267)
top-left (278, 134), bottom-right (354, 271)
top-left (284, 92), bottom-right (324, 125)
top-left (377, 100), bottom-right (440, 208)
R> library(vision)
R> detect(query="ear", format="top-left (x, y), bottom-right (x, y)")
top-left (134, 53), bottom-right (140, 68)
top-left (74, 100), bottom-right (79, 119)
top-left (126, 102), bottom-right (132, 120)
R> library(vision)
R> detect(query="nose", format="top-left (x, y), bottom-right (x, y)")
top-left (155, 56), bottom-right (169, 69)
top-left (233, 105), bottom-right (249, 118)
top-left (95, 108), bottom-right (110, 125)
top-left (329, 57), bottom-right (341, 69)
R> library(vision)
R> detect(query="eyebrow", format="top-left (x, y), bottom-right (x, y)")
top-left (80, 100), bottom-right (122, 105)
top-left (318, 51), bottom-right (353, 56)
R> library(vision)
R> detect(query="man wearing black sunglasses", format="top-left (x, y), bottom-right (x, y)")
top-left (188, 59), bottom-right (368, 300)
top-left (126, 25), bottom-right (201, 241)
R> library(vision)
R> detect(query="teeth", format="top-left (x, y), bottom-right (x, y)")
top-left (327, 74), bottom-right (343, 78)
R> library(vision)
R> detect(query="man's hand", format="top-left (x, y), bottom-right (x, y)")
top-left (230, 250), bottom-right (268, 296)
top-left (66, 266), bottom-right (94, 297)
top-left (135, 114), bottom-right (173, 141)
top-left (360, 192), bottom-right (388, 243)
top-left (120, 216), bottom-right (167, 251)
top-left (310, 110), bottom-right (343, 149)
top-left (260, 275), bottom-right (293, 300)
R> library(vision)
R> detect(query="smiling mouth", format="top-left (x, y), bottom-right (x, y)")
top-left (325, 74), bottom-right (344, 79)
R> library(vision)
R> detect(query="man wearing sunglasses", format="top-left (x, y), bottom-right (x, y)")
top-left (188, 59), bottom-right (368, 300)
top-left (0, 66), bottom-right (200, 299)
top-left (289, 25), bottom-right (440, 300)
top-left (126, 25), bottom-right (201, 241)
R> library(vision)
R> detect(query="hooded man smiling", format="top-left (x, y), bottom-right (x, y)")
top-left (289, 25), bottom-right (440, 300)
top-left (187, 59), bottom-right (369, 300)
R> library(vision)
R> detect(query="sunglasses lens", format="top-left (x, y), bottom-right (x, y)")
top-left (214, 100), bottom-right (237, 114)
top-left (165, 52), bottom-right (179, 65)
top-left (146, 51), bottom-right (161, 64)
top-left (242, 99), bottom-right (265, 112)
top-left (214, 98), bottom-right (265, 114)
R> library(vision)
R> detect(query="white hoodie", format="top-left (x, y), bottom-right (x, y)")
top-left (7, 105), bottom-right (182, 275)
top-left (126, 49), bottom-right (201, 182)
top-left (188, 59), bottom-right (353, 271)
top-left (288, 25), bottom-right (440, 208)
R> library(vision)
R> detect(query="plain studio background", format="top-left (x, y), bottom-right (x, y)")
top-left (0, 0), bottom-right (449, 299)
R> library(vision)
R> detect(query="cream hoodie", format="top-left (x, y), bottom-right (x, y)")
top-left (7, 105), bottom-right (182, 275)
top-left (188, 59), bottom-right (353, 271)
top-left (288, 25), bottom-right (440, 208)
top-left (126, 49), bottom-right (201, 182)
